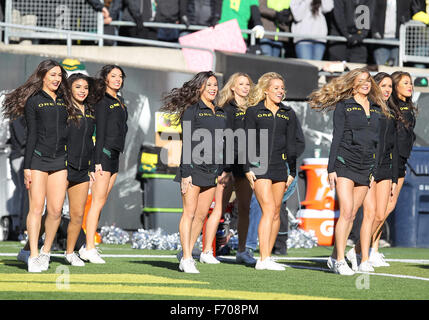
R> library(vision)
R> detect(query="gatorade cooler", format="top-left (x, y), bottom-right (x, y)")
top-left (298, 209), bottom-right (339, 246)
top-left (300, 158), bottom-right (338, 210)
top-left (299, 158), bottom-right (339, 246)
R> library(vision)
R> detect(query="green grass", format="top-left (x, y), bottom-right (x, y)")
top-left (1, 242), bottom-right (428, 300)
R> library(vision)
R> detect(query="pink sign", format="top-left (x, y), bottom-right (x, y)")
top-left (179, 19), bottom-right (247, 72)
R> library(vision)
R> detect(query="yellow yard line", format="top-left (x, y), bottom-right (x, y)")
top-left (0, 281), bottom-right (334, 300)
top-left (0, 273), bottom-right (208, 285)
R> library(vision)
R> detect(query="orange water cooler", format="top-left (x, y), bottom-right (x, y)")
top-left (298, 158), bottom-right (339, 246)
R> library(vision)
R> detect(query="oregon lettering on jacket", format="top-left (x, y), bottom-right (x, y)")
top-left (67, 104), bottom-right (96, 171)
top-left (94, 92), bottom-right (128, 164)
top-left (328, 98), bottom-right (382, 174)
top-left (24, 90), bottom-right (68, 169)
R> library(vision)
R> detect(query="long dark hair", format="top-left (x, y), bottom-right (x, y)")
top-left (390, 71), bottom-right (417, 128)
top-left (67, 73), bottom-right (96, 112)
top-left (311, 0), bottom-right (322, 16)
top-left (160, 71), bottom-right (217, 123)
top-left (2, 59), bottom-right (76, 120)
top-left (93, 64), bottom-right (126, 103)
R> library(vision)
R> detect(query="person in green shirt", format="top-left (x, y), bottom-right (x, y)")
top-left (219, 0), bottom-right (265, 41)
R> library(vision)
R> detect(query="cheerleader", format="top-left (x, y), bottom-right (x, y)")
top-left (366, 71), bottom-right (416, 267)
top-left (64, 73), bottom-right (96, 266)
top-left (201, 73), bottom-right (256, 265)
top-left (161, 71), bottom-right (226, 273)
top-left (309, 68), bottom-right (389, 275)
top-left (244, 72), bottom-right (297, 271)
top-left (79, 65), bottom-right (128, 264)
top-left (348, 72), bottom-right (397, 271)
top-left (3, 60), bottom-right (77, 272)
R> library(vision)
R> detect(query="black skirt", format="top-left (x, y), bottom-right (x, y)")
top-left (374, 163), bottom-right (392, 182)
top-left (232, 164), bottom-right (246, 178)
top-left (334, 159), bottom-right (372, 186)
top-left (174, 165), bottom-right (219, 187)
top-left (255, 165), bottom-right (288, 182)
top-left (30, 152), bottom-right (66, 172)
top-left (67, 165), bottom-right (90, 184)
top-left (100, 147), bottom-right (120, 174)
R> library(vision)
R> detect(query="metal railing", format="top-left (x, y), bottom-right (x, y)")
top-left (399, 20), bottom-right (429, 66)
top-left (4, 0), bottom-right (104, 46)
top-left (0, 22), bottom-right (217, 71)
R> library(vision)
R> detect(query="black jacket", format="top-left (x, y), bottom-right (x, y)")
top-left (244, 101), bottom-right (297, 178)
top-left (328, 98), bottom-right (382, 174)
top-left (67, 104), bottom-right (96, 171)
top-left (376, 110), bottom-right (399, 183)
top-left (155, 0), bottom-right (188, 23)
top-left (24, 90), bottom-right (68, 169)
top-left (94, 93), bottom-right (128, 164)
top-left (9, 116), bottom-right (27, 161)
top-left (330, 0), bottom-right (375, 39)
top-left (186, 0), bottom-right (223, 26)
top-left (371, 0), bottom-right (414, 39)
top-left (109, 0), bottom-right (153, 23)
top-left (179, 99), bottom-right (227, 178)
top-left (396, 100), bottom-right (416, 159)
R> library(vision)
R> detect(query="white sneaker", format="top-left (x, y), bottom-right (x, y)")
top-left (27, 256), bottom-right (42, 273)
top-left (327, 256), bottom-right (336, 270)
top-left (346, 247), bottom-right (360, 271)
top-left (369, 251), bottom-right (390, 267)
top-left (358, 260), bottom-right (374, 272)
top-left (333, 259), bottom-right (355, 276)
top-left (179, 258), bottom-right (200, 273)
top-left (65, 252), bottom-right (85, 267)
top-left (255, 257), bottom-right (285, 271)
top-left (79, 246), bottom-right (105, 264)
top-left (236, 249), bottom-right (257, 265)
top-left (199, 250), bottom-right (220, 264)
top-left (17, 249), bottom-right (30, 264)
top-left (38, 246), bottom-right (50, 271)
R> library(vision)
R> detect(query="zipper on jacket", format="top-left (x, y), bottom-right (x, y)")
top-left (78, 110), bottom-right (88, 171)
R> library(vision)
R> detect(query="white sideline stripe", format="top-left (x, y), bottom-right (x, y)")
top-left (1, 253), bottom-right (429, 264)
top-left (2, 253), bottom-right (429, 282)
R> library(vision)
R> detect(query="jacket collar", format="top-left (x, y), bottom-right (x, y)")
top-left (197, 99), bottom-right (223, 112)
top-left (343, 97), bottom-right (379, 108)
top-left (255, 100), bottom-right (289, 111)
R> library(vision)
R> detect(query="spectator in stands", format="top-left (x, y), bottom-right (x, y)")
top-left (259, 0), bottom-right (293, 57)
top-left (218, 0), bottom-right (265, 44)
top-left (371, 0), bottom-right (414, 66)
top-left (109, 0), bottom-right (157, 43)
top-left (86, 0), bottom-right (113, 24)
top-left (328, 0), bottom-right (375, 64)
top-left (291, 0), bottom-right (334, 60)
top-left (155, 0), bottom-right (189, 42)
top-left (184, 0), bottom-right (223, 30)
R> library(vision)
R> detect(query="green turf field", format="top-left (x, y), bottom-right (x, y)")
top-left (0, 241), bottom-right (428, 300)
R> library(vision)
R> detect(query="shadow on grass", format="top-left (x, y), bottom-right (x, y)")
top-left (414, 264), bottom-right (429, 269)
top-left (129, 259), bottom-right (179, 271)
top-left (2, 259), bottom-right (27, 271)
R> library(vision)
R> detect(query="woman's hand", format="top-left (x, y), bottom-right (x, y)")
top-left (89, 171), bottom-right (96, 182)
top-left (328, 172), bottom-right (337, 190)
top-left (391, 182), bottom-right (397, 198)
top-left (285, 175), bottom-right (294, 191)
top-left (95, 164), bottom-right (103, 176)
top-left (181, 176), bottom-right (193, 194)
top-left (24, 169), bottom-right (32, 190)
top-left (245, 171), bottom-right (256, 190)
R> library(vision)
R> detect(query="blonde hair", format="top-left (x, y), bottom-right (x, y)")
top-left (248, 72), bottom-right (286, 107)
top-left (308, 68), bottom-right (389, 116)
top-left (217, 72), bottom-right (254, 111)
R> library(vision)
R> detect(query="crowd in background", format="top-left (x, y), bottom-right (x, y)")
top-left (1, 0), bottom-right (429, 65)
top-left (101, 0), bottom-right (429, 66)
